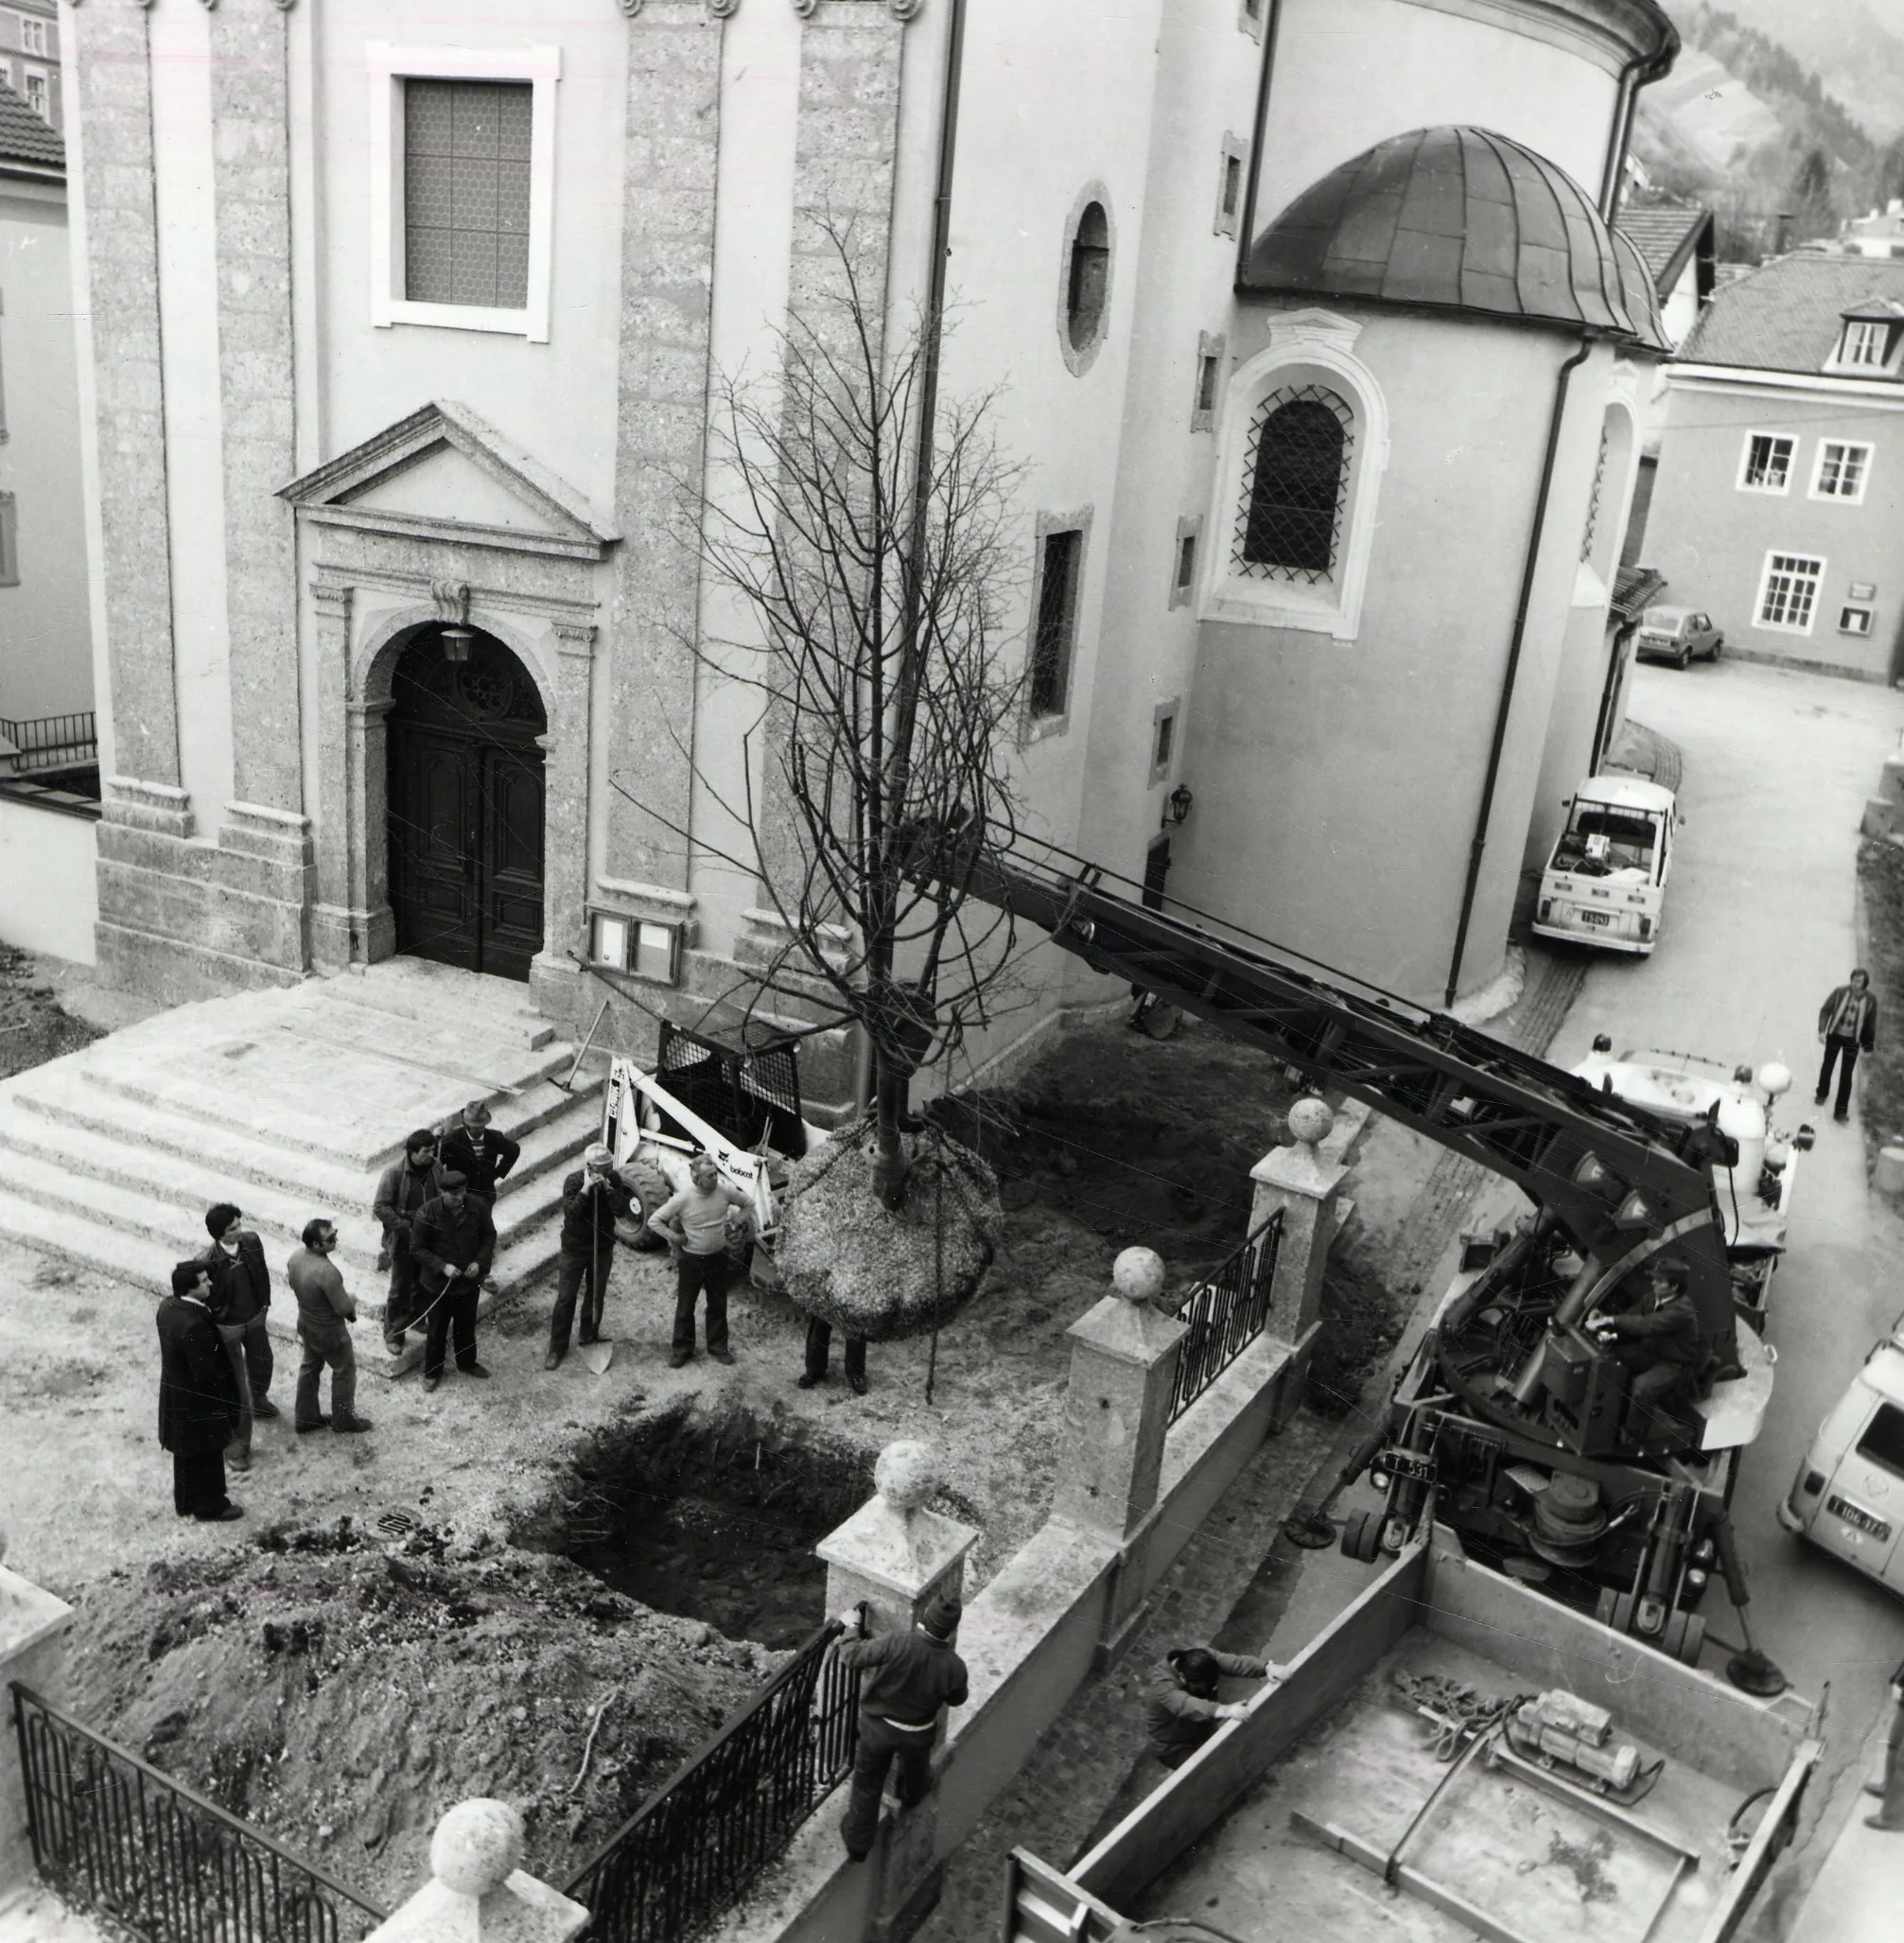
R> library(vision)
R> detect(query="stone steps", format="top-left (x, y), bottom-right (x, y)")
top-left (0, 962), bottom-right (611, 1322)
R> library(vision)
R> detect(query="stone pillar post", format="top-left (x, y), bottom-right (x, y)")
top-left (310, 583), bottom-right (356, 970)
top-left (346, 697), bottom-right (397, 964)
top-left (362, 1799), bottom-right (586, 1943)
top-left (1051, 1248), bottom-right (1186, 1543)
top-left (1250, 1098), bottom-right (1348, 1431)
top-left (531, 622), bottom-right (597, 1017)
top-left (0, 1546), bottom-right (76, 1904)
top-left (816, 1443), bottom-right (975, 1943)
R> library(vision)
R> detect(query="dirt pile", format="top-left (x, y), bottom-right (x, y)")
top-left (0, 943), bottom-right (101, 1082)
top-left (64, 1518), bottom-right (782, 1912)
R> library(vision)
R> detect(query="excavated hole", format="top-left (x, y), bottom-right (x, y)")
top-left (536, 1404), bottom-right (882, 1650)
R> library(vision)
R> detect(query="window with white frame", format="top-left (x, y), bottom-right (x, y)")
top-left (1739, 432), bottom-right (1795, 493)
top-left (1813, 440), bottom-right (1872, 501)
top-left (0, 60), bottom-right (12, 93)
top-left (21, 67), bottom-right (44, 119)
top-left (1028, 525), bottom-right (1084, 723)
top-left (1200, 314), bottom-right (1389, 639)
top-left (1756, 551), bottom-right (1825, 632)
top-left (1843, 319), bottom-right (1889, 367)
top-left (367, 44), bottom-right (559, 342)
top-left (20, 17), bottom-right (46, 58)
top-left (1842, 604), bottom-right (1875, 637)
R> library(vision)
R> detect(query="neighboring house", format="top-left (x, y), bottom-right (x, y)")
top-left (0, 74), bottom-right (99, 965)
top-left (61, 0), bottom-right (1678, 1068)
top-left (1617, 201), bottom-right (1715, 350)
top-left (1647, 255), bottom-right (1904, 683)
top-left (1841, 201), bottom-right (1904, 259)
top-left (0, 0), bottom-right (58, 133)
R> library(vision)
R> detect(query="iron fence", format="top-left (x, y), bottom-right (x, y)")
top-left (0, 711), bottom-right (97, 776)
top-left (565, 1615), bottom-right (862, 1942)
top-left (1166, 1208), bottom-right (1286, 1425)
top-left (10, 1683), bottom-right (388, 1943)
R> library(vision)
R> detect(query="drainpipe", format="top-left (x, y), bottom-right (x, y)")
top-left (1443, 334), bottom-right (1595, 1010)
top-left (1598, 22), bottom-right (1679, 219)
top-left (1234, 0), bottom-right (1285, 289)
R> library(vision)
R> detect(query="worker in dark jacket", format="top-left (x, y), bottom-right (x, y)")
top-left (373, 1129), bottom-right (443, 1355)
top-left (547, 1143), bottom-right (637, 1369)
top-left (1817, 970), bottom-right (1879, 1125)
top-left (157, 1260), bottom-right (244, 1521)
top-left (1144, 1646), bottom-right (1272, 1769)
top-left (411, 1171), bottom-right (497, 1393)
top-left (440, 1101), bottom-right (519, 1295)
top-left (832, 1593), bottom-right (969, 1862)
top-left (199, 1202), bottom-right (276, 1470)
top-left (1591, 1267), bottom-right (1702, 1447)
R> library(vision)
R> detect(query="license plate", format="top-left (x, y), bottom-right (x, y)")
top-left (1827, 1495), bottom-right (1891, 1541)
top-left (1579, 909), bottom-right (1610, 927)
top-left (1375, 1449), bottom-right (1438, 1485)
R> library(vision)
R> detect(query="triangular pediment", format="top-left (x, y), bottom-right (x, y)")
top-left (279, 400), bottom-right (620, 562)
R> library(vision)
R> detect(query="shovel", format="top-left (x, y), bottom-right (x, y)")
top-left (580, 1339), bottom-right (616, 1375)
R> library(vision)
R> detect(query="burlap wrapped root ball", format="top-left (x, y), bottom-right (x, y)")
top-left (776, 1129), bottom-right (1003, 1342)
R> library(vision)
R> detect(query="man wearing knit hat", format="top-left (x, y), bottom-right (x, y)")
top-left (830, 1592), bottom-right (969, 1862)
top-left (410, 1169), bottom-right (497, 1392)
top-left (547, 1143), bottom-right (638, 1369)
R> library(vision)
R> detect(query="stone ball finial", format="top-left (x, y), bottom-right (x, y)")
top-left (1111, 1247), bottom-right (1166, 1304)
top-left (1287, 1097), bottom-right (1335, 1147)
top-left (875, 1441), bottom-right (939, 1513)
top-left (430, 1799), bottom-right (524, 1899)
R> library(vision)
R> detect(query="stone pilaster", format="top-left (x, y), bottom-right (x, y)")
top-left (1051, 1248), bottom-right (1187, 1544)
top-left (1249, 1098), bottom-right (1348, 1430)
top-left (310, 582), bottom-right (355, 969)
top-left (348, 696), bottom-right (398, 965)
top-left (605, 3), bottom-right (725, 892)
top-left (69, 0), bottom-right (181, 789)
top-left (531, 621), bottom-right (597, 1009)
top-left (208, 0), bottom-right (303, 815)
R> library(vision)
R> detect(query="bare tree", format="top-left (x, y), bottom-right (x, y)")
top-left (639, 223), bottom-right (1028, 1214)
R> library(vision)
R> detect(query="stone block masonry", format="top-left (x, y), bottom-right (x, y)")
top-left (68, 0), bottom-right (181, 791)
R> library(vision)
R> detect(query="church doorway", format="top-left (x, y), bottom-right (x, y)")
top-left (386, 626), bottom-right (547, 982)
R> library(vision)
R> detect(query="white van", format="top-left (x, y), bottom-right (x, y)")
top-left (1778, 1325), bottom-right (1904, 1598)
top-left (1533, 776), bottom-right (1676, 955)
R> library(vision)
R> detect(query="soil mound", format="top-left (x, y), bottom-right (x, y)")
top-left (64, 1519), bottom-right (783, 1912)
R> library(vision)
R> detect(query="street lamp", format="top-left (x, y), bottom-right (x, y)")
top-left (1163, 782), bottom-right (1195, 828)
top-left (440, 624), bottom-right (475, 664)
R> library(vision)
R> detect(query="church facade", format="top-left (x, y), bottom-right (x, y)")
top-left (62, 0), bottom-right (1676, 1101)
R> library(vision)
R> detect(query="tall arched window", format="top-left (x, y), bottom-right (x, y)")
top-left (1237, 385), bottom-right (1353, 583)
top-left (1066, 201), bottom-right (1109, 351)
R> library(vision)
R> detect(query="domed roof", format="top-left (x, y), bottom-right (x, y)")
top-left (1242, 127), bottom-right (1670, 352)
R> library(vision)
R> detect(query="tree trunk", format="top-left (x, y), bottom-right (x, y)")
top-left (870, 1048), bottom-right (912, 1211)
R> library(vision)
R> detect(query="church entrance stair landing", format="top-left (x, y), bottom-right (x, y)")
top-left (0, 958), bottom-right (604, 1324)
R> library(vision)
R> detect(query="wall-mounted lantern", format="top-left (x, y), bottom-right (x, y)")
top-left (1163, 782), bottom-right (1195, 829)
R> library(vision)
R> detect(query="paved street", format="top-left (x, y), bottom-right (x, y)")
top-left (1549, 657), bottom-right (1904, 1931)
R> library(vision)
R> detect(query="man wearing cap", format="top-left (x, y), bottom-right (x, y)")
top-left (1144, 1645), bottom-right (1272, 1769)
top-left (649, 1153), bottom-right (752, 1369)
top-left (374, 1129), bottom-right (444, 1357)
top-left (831, 1594), bottom-right (969, 1862)
top-left (157, 1259), bottom-right (245, 1522)
top-left (547, 1144), bottom-right (638, 1369)
top-left (410, 1170), bottom-right (497, 1393)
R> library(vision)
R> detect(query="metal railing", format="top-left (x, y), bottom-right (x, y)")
top-left (11, 1683), bottom-right (388, 1943)
top-left (0, 710), bottom-right (97, 776)
top-left (565, 1615), bottom-right (863, 1942)
top-left (1166, 1208), bottom-right (1286, 1425)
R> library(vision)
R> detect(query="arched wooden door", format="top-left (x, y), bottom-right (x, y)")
top-left (387, 627), bottom-right (547, 982)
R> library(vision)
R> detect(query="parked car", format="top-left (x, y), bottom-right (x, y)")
top-left (1633, 605), bottom-right (1722, 669)
top-left (1531, 774), bottom-right (1676, 955)
top-left (1778, 1321), bottom-right (1904, 1600)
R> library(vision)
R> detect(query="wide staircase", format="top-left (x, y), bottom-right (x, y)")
top-left (0, 958), bottom-right (604, 1330)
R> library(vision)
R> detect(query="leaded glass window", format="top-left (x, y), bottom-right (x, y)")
top-left (404, 79), bottom-right (533, 310)
top-left (1235, 386), bottom-right (1353, 583)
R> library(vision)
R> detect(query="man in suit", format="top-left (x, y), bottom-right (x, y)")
top-left (547, 1143), bottom-right (637, 1369)
top-left (411, 1170), bottom-right (497, 1393)
top-left (157, 1260), bottom-right (244, 1521)
top-left (287, 1217), bottom-right (373, 1435)
top-left (1817, 970), bottom-right (1879, 1126)
top-left (199, 1202), bottom-right (277, 1471)
top-left (374, 1129), bottom-right (444, 1356)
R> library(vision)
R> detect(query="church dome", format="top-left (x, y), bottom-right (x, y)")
top-left (1242, 126), bottom-right (1670, 352)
